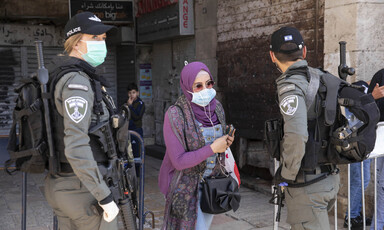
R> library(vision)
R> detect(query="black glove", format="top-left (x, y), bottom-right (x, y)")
top-left (273, 165), bottom-right (295, 185)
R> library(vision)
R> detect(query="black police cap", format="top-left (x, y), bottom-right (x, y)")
top-left (270, 27), bottom-right (304, 54)
top-left (64, 12), bottom-right (116, 39)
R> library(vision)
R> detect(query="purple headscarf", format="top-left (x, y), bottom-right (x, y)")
top-left (180, 62), bottom-right (219, 127)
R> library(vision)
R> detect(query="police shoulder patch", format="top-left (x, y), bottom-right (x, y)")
top-left (65, 96), bottom-right (88, 123)
top-left (280, 95), bottom-right (298, 116)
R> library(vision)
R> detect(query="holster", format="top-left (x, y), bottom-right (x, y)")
top-left (264, 118), bottom-right (284, 159)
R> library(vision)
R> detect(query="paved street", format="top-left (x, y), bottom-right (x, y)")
top-left (0, 155), bottom-right (344, 230)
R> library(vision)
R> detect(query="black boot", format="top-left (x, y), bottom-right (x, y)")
top-left (344, 215), bottom-right (363, 229)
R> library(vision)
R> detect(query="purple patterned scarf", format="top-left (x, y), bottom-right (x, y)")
top-left (162, 95), bottom-right (226, 230)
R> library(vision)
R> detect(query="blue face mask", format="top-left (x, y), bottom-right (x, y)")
top-left (79, 40), bottom-right (107, 67)
top-left (190, 88), bottom-right (216, 107)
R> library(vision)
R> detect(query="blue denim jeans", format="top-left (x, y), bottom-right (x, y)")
top-left (195, 121), bottom-right (223, 229)
top-left (345, 159), bottom-right (371, 218)
top-left (371, 157), bottom-right (384, 230)
top-left (196, 188), bottom-right (214, 230)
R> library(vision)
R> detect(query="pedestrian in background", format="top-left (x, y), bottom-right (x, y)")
top-left (368, 69), bottom-right (384, 230)
top-left (158, 62), bottom-right (235, 230)
top-left (126, 82), bottom-right (145, 138)
top-left (125, 82), bottom-right (145, 176)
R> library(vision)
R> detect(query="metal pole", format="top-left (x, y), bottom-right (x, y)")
top-left (273, 159), bottom-right (279, 230)
top-left (21, 172), bottom-right (27, 230)
top-left (131, 131), bottom-right (145, 230)
top-left (374, 157), bottom-right (377, 230)
top-left (53, 215), bottom-right (58, 230)
top-left (348, 164), bottom-right (351, 230)
top-left (361, 161), bottom-right (366, 230)
top-left (334, 197), bottom-right (338, 230)
top-left (139, 133), bottom-right (144, 230)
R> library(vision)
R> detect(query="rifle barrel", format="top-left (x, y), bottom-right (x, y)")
top-left (34, 41), bottom-right (58, 174)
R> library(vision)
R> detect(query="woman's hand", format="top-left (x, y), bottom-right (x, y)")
top-left (226, 129), bottom-right (235, 147)
top-left (210, 135), bottom-right (229, 153)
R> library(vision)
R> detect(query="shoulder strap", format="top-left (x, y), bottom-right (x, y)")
top-left (321, 72), bottom-right (343, 125)
top-left (91, 80), bottom-right (104, 121)
top-left (49, 66), bottom-right (82, 98)
top-left (306, 67), bottom-right (321, 112)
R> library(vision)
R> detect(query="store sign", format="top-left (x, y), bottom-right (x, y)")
top-left (137, 0), bottom-right (178, 17)
top-left (70, 0), bottom-right (133, 23)
top-left (0, 24), bottom-right (62, 46)
top-left (137, 0), bottom-right (194, 43)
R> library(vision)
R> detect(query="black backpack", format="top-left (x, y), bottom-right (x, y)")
top-left (305, 68), bottom-right (379, 166)
top-left (265, 67), bottom-right (380, 168)
top-left (319, 71), bottom-right (379, 165)
top-left (5, 67), bottom-right (78, 174)
top-left (6, 75), bottom-right (48, 173)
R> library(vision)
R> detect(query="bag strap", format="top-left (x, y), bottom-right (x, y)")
top-left (8, 142), bottom-right (47, 160)
top-left (338, 97), bottom-right (361, 107)
top-left (321, 73), bottom-right (343, 125)
top-left (13, 99), bottom-right (43, 121)
top-left (306, 67), bottom-right (321, 112)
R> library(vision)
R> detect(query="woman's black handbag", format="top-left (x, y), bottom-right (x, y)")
top-left (200, 175), bottom-right (241, 214)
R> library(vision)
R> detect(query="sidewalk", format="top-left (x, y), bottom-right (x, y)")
top-left (0, 155), bottom-right (344, 230)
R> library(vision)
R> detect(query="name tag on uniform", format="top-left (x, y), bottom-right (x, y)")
top-left (279, 84), bottom-right (295, 95)
top-left (68, 84), bottom-right (88, 92)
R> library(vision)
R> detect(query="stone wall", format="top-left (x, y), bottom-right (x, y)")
top-left (217, 0), bottom-right (325, 141)
top-left (324, 0), bottom-right (384, 218)
top-left (324, 0), bottom-right (384, 82)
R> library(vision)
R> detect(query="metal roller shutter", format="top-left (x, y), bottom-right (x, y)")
top-left (0, 47), bottom-right (23, 136)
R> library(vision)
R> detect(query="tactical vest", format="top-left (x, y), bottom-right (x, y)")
top-left (285, 66), bottom-right (379, 170)
top-left (48, 58), bottom-right (115, 172)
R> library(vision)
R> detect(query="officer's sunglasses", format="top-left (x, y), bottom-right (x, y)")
top-left (193, 80), bottom-right (215, 92)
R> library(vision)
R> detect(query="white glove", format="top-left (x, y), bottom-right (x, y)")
top-left (99, 200), bottom-right (119, 222)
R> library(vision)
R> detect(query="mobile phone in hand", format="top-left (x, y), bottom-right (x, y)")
top-left (226, 124), bottom-right (235, 137)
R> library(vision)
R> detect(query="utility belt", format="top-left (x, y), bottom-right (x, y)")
top-left (289, 164), bottom-right (339, 188)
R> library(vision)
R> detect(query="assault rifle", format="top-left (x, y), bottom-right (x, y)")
top-left (89, 110), bottom-right (138, 229)
top-left (269, 182), bottom-right (286, 222)
top-left (338, 41), bottom-right (355, 80)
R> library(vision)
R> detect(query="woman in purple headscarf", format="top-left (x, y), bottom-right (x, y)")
top-left (159, 62), bottom-right (235, 230)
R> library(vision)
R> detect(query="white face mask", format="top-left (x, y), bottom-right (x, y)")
top-left (189, 88), bottom-right (216, 107)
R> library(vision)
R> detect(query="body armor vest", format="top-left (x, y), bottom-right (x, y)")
top-left (48, 57), bottom-right (112, 170)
